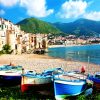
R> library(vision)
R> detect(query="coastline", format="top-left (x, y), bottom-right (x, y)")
top-left (0, 54), bottom-right (100, 74)
top-left (48, 43), bottom-right (100, 48)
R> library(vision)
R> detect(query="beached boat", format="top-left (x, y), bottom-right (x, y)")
top-left (43, 67), bottom-right (64, 76)
top-left (33, 48), bottom-right (46, 54)
top-left (21, 70), bottom-right (53, 92)
top-left (53, 72), bottom-right (87, 99)
top-left (0, 69), bottom-right (22, 86)
top-left (0, 64), bottom-right (22, 71)
top-left (0, 64), bottom-right (22, 86)
top-left (88, 72), bottom-right (100, 90)
top-left (0, 65), bottom-right (13, 71)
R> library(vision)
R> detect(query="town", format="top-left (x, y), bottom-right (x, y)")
top-left (0, 18), bottom-right (48, 54)
top-left (0, 18), bottom-right (100, 55)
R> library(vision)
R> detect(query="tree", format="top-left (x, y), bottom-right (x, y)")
top-left (2, 44), bottom-right (12, 54)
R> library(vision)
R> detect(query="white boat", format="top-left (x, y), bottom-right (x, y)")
top-left (21, 70), bottom-right (53, 92)
top-left (0, 69), bottom-right (22, 86)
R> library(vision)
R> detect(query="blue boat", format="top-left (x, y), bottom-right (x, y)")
top-left (88, 72), bottom-right (100, 90)
top-left (54, 72), bottom-right (87, 99)
top-left (0, 70), bottom-right (22, 86)
top-left (0, 65), bottom-right (22, 86)
top-left (0, 64), bottom-right (22, 71)
top-left (43, 67), bottom-right (63, 76)
top-left (0, 65), bottom-right (13, 71)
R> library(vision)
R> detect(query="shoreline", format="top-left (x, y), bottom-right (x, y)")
top-left (0, 54), bottom-right (100, 74)
top-left (48, 43), bottom-right (100, 48)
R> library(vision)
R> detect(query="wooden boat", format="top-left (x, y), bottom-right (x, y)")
top-left (0, 65), bottom-right (13, 71)
top-left (21, 70), bottom-right (53, 92)
top-left (53, 72), bottom-right (87, 99)
top-left (88, 72), bottom-right (100, 90)
top-left (0, 70), bottom-right (22, 86)
top-left (0, 64), bottom-right (22, 86)
top-left (33, 48), bottom-right (46, 54)
top-left (0, 64), bottom-right (22, 71)
top-left (43, 67), bottom-right (64, 76)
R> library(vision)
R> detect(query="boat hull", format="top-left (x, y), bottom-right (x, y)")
top-left (21, 82), bottom-right (53, 92)
top-left (0, 75), bottom-right (21, 86)
top-left (0, 69), bottom-right (22, 87)
top-left (54, 80), bottom-right (87, 99)
top-left (89, 75), bottom-right (100, 83)
top-left (21, 75), bottom-right (53, 92)
top-left (88, 75), bottom-right (100, 90)
top-left (93, 82), bottom-right (100, 90)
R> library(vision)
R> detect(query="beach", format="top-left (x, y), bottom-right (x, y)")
top-left (0, 54), bottom-right (100, 74)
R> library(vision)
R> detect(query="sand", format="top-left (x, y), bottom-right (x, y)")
top-left (0, 54), bottom-right (100, 74)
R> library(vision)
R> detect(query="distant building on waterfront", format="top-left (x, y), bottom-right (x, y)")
top-left (0, 18), bottom-right (48, 54)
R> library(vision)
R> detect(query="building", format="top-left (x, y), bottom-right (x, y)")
top-left (0, 18), bottom-right (48, 54)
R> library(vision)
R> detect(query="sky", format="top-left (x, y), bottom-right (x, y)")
top-left (0, 0), bottom-right (100, 24)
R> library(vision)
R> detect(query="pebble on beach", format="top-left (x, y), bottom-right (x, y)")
top-left (0, 54), bottom-right (100, 74)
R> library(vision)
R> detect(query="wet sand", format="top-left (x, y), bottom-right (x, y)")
top-left (0, 54), bottom-right (100, 74)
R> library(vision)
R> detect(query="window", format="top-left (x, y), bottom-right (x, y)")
top-left (1, 32), bottom-right (5, 37)
top-left (15, 44), bottom-right (17, 49)
top-left (1, 25), bottom-right (3, 29)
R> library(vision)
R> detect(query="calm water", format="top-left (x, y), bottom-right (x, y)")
top-left (47, 44), bottom-right (100, 65)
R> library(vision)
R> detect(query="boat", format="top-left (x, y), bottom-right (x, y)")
top-left (43, 67), bottom-right (64, 76)
top-left (53, 72), bottom-right (87, 99)
top-left (0, 65), bottom-right (22, 86)
top-left (33, 48), bottom-right (46, 54)
top-left (21, 69), bottom-right (53, 92)
top-left (0, 69), bottom-right (22, 86)
top-left (88, 72), bottom-right (100, 90)
top-left (0, 64), bottom-right (22, 71)
top-left (0, 65), bottom-right (13, 70)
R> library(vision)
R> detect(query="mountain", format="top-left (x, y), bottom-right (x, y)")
top-left (53, 18), bottom-right (100, 36)
top-left (17, 17), bottom-right (61, 34)
top-left (17, 18), bottom-right (100, 36)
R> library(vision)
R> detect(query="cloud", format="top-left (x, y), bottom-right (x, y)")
top-left (57, 0), bottom-right (88, 18)
top-left (20, 0), bottom-right (54, 17)
top-left (0, 0), bottom-right (19, 7)
top-left (84, 11), bottom-right (100, 21)
top-left (0, 0), bottom-right (54, 17)
top-left (0, 9), bottom-right (5, 15)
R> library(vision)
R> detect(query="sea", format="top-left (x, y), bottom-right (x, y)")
top-left (47, 44), bottom-right (100, 65)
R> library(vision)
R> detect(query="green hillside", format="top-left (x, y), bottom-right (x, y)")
top-left (53, 18), bottom-right (100, 36)
top-left (17, 17), bottom-right (61, 34)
